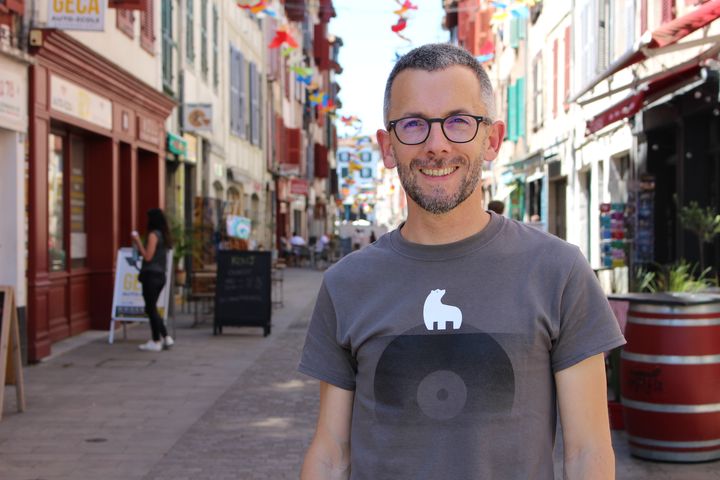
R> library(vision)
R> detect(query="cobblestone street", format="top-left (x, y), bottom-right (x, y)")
top-left (1, 267), bottom-right (719, 479)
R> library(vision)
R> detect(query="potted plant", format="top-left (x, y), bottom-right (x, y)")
top-left (169, 216), bottom-right (194, 286)
top-left (677, 200), bottom-right (720, 273)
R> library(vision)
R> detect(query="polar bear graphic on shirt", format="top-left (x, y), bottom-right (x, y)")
top-left (423, 289), bottom-right (463, 331)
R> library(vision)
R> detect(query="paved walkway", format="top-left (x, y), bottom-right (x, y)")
top-left (1, 267), bottom-right (718, 479)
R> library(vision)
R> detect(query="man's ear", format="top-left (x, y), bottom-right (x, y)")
top-left (376, 129), bottom-right (396, 168)
top-left (483, 120), bottom-right (506, 162)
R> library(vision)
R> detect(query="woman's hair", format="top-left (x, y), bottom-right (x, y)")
top-left (146, 208), bottom-right (173, 248)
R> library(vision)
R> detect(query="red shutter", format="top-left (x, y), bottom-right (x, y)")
top-left (116, 9), bottom-right (135, 38)
top-left (109, 0), bottom-right (144, 9)
top-left (5, 0), bottom-right (24, 14)
top-left (552, 38), bottom-right (558, 118)
top-left (314, 23), bottom-right (330, 70)
top-left (641, 0), bottom-right (648, 33)
top-left (140, 0), bottom-right (154, 53)
top-left (661, 0), bottom-right (675, 23)
top-left (314, 143), bottom-right (329, 178)
top-left (285, 0), bottom-right (305, 22)
top-left (275, 115), bottom-right (285, 166)
top-left (563, 26), bottom-right (571, 112)
top-left (287, 128), bottom-right (302, 165)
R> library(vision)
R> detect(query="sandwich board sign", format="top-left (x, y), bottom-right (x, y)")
top-left (108, 248), bottom-right (173, 343)
top-left (0, 286), bottom-right (25, 420)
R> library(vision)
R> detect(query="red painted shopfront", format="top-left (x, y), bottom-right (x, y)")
top-left (27, 31), bottom-right (176, 362)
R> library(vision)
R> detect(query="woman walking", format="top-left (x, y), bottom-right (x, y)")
top-left (131, 208), bottom-right (174, 352)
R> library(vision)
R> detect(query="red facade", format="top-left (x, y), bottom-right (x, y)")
top-left (27, 31), bottom-right (174, 362)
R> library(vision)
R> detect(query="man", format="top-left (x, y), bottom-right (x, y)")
top-left (299, 43), bottom-right (624, 479)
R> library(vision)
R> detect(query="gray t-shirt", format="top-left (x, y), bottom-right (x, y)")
top-left (299, 213), bottom-right (625, 479)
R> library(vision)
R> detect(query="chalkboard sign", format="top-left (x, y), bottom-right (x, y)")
top-left (214, 251), bottom-right (272, 336)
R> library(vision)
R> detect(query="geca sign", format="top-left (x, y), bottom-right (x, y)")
top-left (48, 0), bottom-right (106, 31)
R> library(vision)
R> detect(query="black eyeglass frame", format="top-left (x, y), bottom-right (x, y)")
top-left (386, 114), bottom-right (494, 145)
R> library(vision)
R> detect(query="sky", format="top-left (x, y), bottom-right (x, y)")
top-left (328, 0), bottom-right (448, 138)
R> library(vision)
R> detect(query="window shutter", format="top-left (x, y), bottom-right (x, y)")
top-left (518, 17), bottom-right (526, 40)
top-left (186, 0), bottom-right (194, 62)
top-left (257, 70), bottom-right (263, 148)
top-left (564, 26), bottom-right (571, 111)
top-left (140, 0), bottom-right (155, 53)
top-left (212, 6), bottom-right (219, 87)
top-left (230, 47), bottom-right (240, 136)
top-left (510, 17), bottom-right (519, 48)
top-left (517, 77), bottom-right (526, 139)
top-left (625, 0), bottom-right (636, 52)
top-left (251, 62), bottom-right (260, 146)
top-left (597, 0), bottom-right (608, 72)
top-left (507, 83), bottom-right (518, 142)
top-left (117, 9), bottom-right (135, 38)
top-left (641, 0), bottom-right (648, 34)
top-left (553, 38), bottom-right (558, 118)
top-left (238, 51), bottom-right (246, 139)
top-left (661, 0), bottom-right (675, 22)
top-left (287, 128), bottom-right (301, 165)
top-left (201, 0), bottom-right (208, 75)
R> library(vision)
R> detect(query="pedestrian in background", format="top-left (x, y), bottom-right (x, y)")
top-left (299, 43), bottom-right (624, 479)
top-left (487, 199), bottom-right (505, 215)
top-left (132, 208), bottom-right (175, 352)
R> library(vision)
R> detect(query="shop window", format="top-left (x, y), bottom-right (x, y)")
top-left (70, 137), bottom-right (86, 269)
top-left (48, 134), bottom-right (65, 272)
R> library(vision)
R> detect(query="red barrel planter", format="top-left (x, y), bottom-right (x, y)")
top-left (621, 298), bottom-right (720, 462)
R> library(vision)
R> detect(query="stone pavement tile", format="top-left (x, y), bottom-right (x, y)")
top-left (0, 268), bottom-right (324, 480)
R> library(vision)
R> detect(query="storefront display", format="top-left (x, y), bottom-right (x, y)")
top-left (600, 202), bottom-right (633, 268)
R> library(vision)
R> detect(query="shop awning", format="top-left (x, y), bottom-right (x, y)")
top-left (570, 0), bottom-right (720, 103)
top-left (585, 62), bottom-right (704, 135)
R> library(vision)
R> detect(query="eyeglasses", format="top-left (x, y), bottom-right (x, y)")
top-left (387, 114), bottom-right (493, 145)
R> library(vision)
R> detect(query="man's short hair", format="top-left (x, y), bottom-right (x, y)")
top-left (383, 43), bottom-right (496, 125)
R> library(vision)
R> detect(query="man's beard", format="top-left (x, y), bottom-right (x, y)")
top-left (394, 149), bottom-right (484, 215)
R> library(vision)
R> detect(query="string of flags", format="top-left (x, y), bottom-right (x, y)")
top-left (237, 0), bottom-right (276, 17)
top-left (391, 0), bottom-right (418, 42)
top-left (490, 0), bottom-right (535, 25)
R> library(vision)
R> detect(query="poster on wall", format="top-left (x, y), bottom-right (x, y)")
top-left (108, 247), bottom-right (173, 343)
top-left (47, 0), bottom-right (106, 31)
top-left (226, 215), bottom-right (252, 239)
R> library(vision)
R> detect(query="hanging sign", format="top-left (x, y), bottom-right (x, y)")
top-left (182, 103), bottom-right (213, 132)
top-left (47, 0), bottom-right (107, 31)
top-left (226, 215), bottom-right (252, 239)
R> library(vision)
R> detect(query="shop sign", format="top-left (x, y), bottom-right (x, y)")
top-left (138, 116), bottom-right (161, 146)
top-left (47, 0), bottom-right (106, 31)
top-left (167, 132), bottom-right (187, 156)
top-left (182, 103), bottom-right (212, 132)
top-left (50, 75), bottom-right (112, 130)
top-left (0, 66), bottom-right (26, 133)
top-left (183, 133), bottom-right (198, 163)
top-left (290, 178), bottom-right (309, 196)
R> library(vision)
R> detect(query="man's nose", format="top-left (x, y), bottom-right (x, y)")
top-left (423, 121), bottom-right (451, 154)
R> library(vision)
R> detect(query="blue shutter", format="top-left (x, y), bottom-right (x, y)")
top-left (517, 77), bottom-right (526, 139)
top-left (251, 62), bottom-right (260, 146)
top-left (238, 51), bottom-right (246, 139)
top-left (510, 17), bottom-right (519, 48)
top-left (229, 46), bottom-right (240, 137)
top-left (507, 83), bottom-right (518, 142)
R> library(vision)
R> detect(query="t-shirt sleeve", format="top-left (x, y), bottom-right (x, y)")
top-left (298, 280), bottom-right (357, 390)
top-left (550, 250), bottom-right (626, 373)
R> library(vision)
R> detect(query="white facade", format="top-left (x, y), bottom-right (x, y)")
top-left (0, 50), bottom-right (31, 308)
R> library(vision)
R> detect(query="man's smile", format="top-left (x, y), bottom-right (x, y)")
top-left (420, 166), bottom-right (459, 177)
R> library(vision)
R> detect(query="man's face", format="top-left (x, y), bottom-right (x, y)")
top-left (377, 66), bottom-right (504, 215)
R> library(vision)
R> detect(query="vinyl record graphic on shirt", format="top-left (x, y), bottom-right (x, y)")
top-left (373, 324), bottom-right (515, 425)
